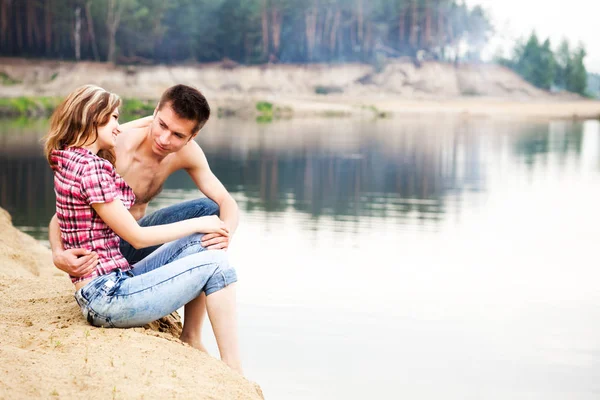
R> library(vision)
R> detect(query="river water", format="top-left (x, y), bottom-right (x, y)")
top-left (1, 116), bottom-right (600, 399)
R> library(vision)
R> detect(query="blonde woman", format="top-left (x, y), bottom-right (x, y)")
top-left (44, 85), bottom-right (242, 373)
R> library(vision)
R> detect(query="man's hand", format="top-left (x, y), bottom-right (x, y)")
top-left (53, 248), bottom-right (98, 277)
top-left (201, 232), bottom-right (231, 250)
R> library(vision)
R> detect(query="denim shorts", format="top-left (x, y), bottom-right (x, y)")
top-left (74, 234), bottom-right (236, 328)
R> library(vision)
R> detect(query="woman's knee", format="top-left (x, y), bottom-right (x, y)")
top-left (177, 232), bottom-right (208, 254)
top-left (203, 251), bottom-right (237, 295)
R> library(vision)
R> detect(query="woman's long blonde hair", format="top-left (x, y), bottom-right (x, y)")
top-left (44, 85), bottom-right (121, 167)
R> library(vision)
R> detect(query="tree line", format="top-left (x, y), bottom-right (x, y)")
top-left (0, 0), bottom-right (492, 65)
top-left (497, 32), bottom-right (589, 96)
top-left (2, 1), bottom-right (594, 97)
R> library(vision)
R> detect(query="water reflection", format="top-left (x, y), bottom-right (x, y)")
top-left (513, 120), bottom-right (584, 167)
top-left (0, 117), bottom-right (595, 239)
top-left (0, 120), bottom-right (54, 239)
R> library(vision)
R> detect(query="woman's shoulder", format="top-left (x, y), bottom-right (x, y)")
top-left (53, 148), bottom-right (115, 175)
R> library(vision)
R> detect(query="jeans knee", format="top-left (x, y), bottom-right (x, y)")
top-left (184, 233), bottom-right (207, 252)
top-left (202, 198), bottom-right (220, 217)
top-left (204, 251), bottom-right (237, 295)
top-left (189, 197), bottom-right (220, 218)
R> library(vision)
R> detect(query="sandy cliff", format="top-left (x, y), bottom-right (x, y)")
top-left (0, 57), bottom-right (551, 99)
top-left (0, 206), bottom-right (263, 399)
top-left (1, 57), bottom-right (599, 119)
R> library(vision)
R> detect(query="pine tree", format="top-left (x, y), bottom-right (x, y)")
top-left (567, 46), bottom-right (587, 95)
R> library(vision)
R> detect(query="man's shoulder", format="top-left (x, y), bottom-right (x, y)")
top-left (117, 125), bottom-right (146, 151)
top-left (173, 140), bottom-right (207, 171)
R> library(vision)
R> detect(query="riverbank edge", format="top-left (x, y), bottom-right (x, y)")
top-left (0, 96), bottom-right (156, 119)
top-left (0, 206), bottom-right (264, 399)
top-left (2, 94), bottom-right (600, 121)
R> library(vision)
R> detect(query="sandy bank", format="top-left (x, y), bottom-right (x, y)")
top-left (1, 57), bottom-right (599, 120)
top-left (0, 207), bottom-right (263, 399)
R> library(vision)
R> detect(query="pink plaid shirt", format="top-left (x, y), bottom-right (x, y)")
top-left (51, 147), bottom-right (136, 283)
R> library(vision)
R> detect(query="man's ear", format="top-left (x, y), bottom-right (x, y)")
top-left (153, 103), bottom-right (159, 116)
top-left (188, 131), bottom-right (199, 142)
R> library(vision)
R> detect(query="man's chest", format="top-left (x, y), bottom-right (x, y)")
top-left (117, 157), bottom-right (173, 204)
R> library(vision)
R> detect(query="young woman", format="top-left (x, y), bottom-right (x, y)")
top-left (44, 85), bottom-right (241, 373)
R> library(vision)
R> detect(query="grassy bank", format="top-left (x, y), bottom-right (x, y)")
top-left (3, 94), bottom-right (600, 122)
top-left (0, 97), bottom-right (60, 118)
top-left (0, 96), bottom-right (156, 119)
top-left (0, 96), bottom-right (296, 121)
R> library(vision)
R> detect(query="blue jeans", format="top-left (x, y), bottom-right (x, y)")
top-left (120, 197), bottom-right (220, 265)
top-left (74, 233), bottom-right (237, 328)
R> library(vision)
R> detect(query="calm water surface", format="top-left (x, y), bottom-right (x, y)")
top-left (1, 116), bottom-right (600, 399)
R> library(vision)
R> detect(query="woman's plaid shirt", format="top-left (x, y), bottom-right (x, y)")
top-left (51, 147), bottom-right (135, 283)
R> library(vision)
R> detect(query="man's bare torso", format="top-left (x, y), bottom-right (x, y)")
top-left (114, 125), bottom-right (178, 220)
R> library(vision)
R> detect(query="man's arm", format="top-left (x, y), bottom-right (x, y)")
top-left (49, 214), bottom-right (98, 276)
top-left (182, 142), bottom-right (239, 250)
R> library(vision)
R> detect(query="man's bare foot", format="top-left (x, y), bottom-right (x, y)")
top-left (179, 333), bottom-right (207, 353)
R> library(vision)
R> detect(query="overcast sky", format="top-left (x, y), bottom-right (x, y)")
top-left (465, 0), bottom-right (599, 74)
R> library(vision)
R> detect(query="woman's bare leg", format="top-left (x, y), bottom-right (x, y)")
top-left (206, 283), bottom-right (242, 374)
top-left (180, 292), bottom-right (208, 352)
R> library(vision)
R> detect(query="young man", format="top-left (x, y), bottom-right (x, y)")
top-left (49, 84), bottom-right (238, 351)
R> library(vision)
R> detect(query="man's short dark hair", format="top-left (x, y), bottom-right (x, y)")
top-left (157, 84), bottom-right (210, 134)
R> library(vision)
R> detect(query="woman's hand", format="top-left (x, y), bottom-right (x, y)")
top-left (195, 215), bottom-right (229, 236)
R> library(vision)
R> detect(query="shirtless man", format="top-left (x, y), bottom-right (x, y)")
top-left (49, 84), bottom-right (238, 351)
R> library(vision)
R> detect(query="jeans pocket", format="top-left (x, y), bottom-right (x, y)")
top-left (80, 273), bottom-right (114, 303)
top-left (80, 304), bottom-right (114, 328)
top-left (79, 275), bottom-right (119, 328)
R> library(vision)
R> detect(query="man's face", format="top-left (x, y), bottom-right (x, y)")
top-left (150, 103), bottom-right (197, 156)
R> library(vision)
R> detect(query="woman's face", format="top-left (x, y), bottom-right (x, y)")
top-left (96, 109), bottom-right (121, 150)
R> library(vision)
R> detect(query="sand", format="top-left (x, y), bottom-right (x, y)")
top-left (0, 207), bottom-right (263, 399)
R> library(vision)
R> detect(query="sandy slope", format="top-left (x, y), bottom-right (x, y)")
top-left (1, 57), bottom-right (600, 119)
top-left (0, 207), bottom-right (263, 400)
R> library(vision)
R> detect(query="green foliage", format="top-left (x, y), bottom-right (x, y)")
top-left (256, 101), bottom-right (273, 123)
top-left (506, 32), bottom-right (587, 95)
top-left (0, 98), bottom-right (33, 114)
top-left (587, 73), bottom-right (600, 99)
top-left (0, 72), bottom-right (21, 85)
top-left (362, 105), bottom-right (390, 118)
top-left (120, 99), bottom-right (156, 118)
top-left (314, 85), bottom-right (344, 95)
top-left (554, 39), bottom-right (571, 89)
top-left (567, 47), bottom-right (587, 95)
top-left (256, 115), bottom-right (273, 124)
top-left (0, 97), bottom-right (60, 117)
top-left (256, 101), bottom-right (273, 114)
top-left (254, 101), bottom-right (293, 122)
top-left (514, 33), bottom-right (555, 90)
top-left (0, 0), bottom-right (492, 65)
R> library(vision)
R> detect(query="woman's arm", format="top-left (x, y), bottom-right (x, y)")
top-left (92, 199), bottom-right (228, 249)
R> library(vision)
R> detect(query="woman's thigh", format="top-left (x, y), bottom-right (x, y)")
top-left (119, 198), bottom-right (219, 265)
top-left (79, 250), bottom-right (236, 328)
top-left (129, 233), bottom-right (206, 276)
